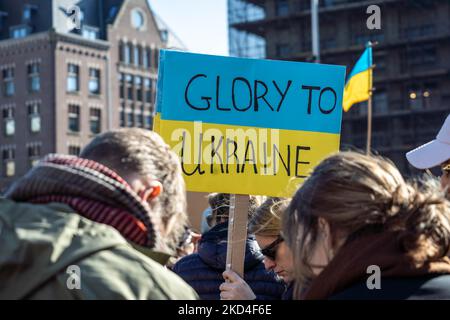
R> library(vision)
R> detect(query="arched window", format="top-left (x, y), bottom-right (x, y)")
top-left (123, 43), bottom-right (131, 64)
top-left (143, 47), bottom-right (149, 68)
top-left (119, 42), bottom-right (124, 62)
top-left (133, 45), bottom-right (141, 66)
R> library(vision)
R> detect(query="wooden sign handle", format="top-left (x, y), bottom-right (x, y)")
top-left (225, 194), bottom-right (250, 279)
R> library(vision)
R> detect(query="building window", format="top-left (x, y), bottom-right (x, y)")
top-left (131, 9), bottom-right (146, 30)
top-left (127, 104), bottom-right (135, 127)
top-left (133, 45), bottom-right (141, 66)
top-left (2, 106), bottom-right (15, 136)
top-left (10, 25), bottom-right (29, 39)
top-left (373, 91), bottom-right (388, 115)
top-left (144, 78), bottom-right (152, 103)
top-left (143, 47), bottom-right (150, 68)
top-left (3, 67), bottom-right (15, 97)
top-left (67, 64), bottom-right (80, 92)
top-left (408, 87), bottom-right (423, 110)
top-left (127, 112), bottom-right (134, 127)
top-left (408, 83), bottom-right (435, 110)
top-left (23, 7), bottom-right (32, 20)
top-left (136, 105), bottom-right (144, 128)
top-left (119, 73), bottom-right (125, 99)
top-left (275, 0), bottom-right (290, 17)
top-left (88, 68), bottom-right (101, 95)
top-left (123, 43), bottom-right (131, 64)
top-left (135, 76), bottom-right (142, 101)
top-left (126, 74), bottom-right (134, 100)
top-left (28, 143), bottom-right (41, 168)
top-left (68, 104), bottom-right (80, 132)
top-left (352, 33), bottom-right (385, 46)
top-left (145, 114), bottom-right (153, 129)
top-left (82, 26), bottom-right (99, 40)
top-left (119, 42), bottom-right (124, 62)
top-left (89, 108), bottom-right (101, 134)
top-left (23, 5), bottom-right (37, 22)
top-left (400, 24), bottom-right (436, 40)
top-left (68, 145), bottom-right (81, 156)
top-left (276, 44), bottom-right (291, 58)
top-left (28, 102), bottom-right (41, 133)
top-left (155, 49), bottom-right (159, 68)
top-left (28, 62), bottom-right (40, 92)
top-left (2, 147), bottom-right (15, 177)
top-left (149, 48), bottom-right (154, 68)
top-left (321, 38), bottom-right (337, 50)
top-left (120, 103), bottom-right (125, 127)
top-left (160, 30), bottom-right (169, 44)
top-left (406, 44), bottom-right (437, 67)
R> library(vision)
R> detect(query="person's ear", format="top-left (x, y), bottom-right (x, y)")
top-left (141, 180), bottom-right (163, 202)
top-left (318, 217), bottom-right (333, 260)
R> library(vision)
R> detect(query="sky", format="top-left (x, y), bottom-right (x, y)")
top-left (148, 0), bottom-right (229, 56)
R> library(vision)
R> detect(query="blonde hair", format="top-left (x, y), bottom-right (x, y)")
top-left (249, 197), bottom-right (290, 237)
top-left (283, 151), bottom-right (450, 299)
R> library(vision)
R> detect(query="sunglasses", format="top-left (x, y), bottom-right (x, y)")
top-left (261, 235), bottom-right (284, 261)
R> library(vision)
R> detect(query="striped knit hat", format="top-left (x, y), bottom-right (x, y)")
top-left (5, 154), bottom-right (162, 249)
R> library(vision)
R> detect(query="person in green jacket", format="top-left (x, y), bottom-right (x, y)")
top-left (0, 128), bottom-right (198, 300)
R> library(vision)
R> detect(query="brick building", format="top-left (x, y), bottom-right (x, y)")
top-left (0, 0), bottom-right (171, 191)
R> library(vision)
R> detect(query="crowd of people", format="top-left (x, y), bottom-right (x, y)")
top-left (0, 114), bottom-right (449, 300)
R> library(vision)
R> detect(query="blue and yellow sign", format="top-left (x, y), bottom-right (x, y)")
top-left (155, 50), bottom-right (346, 197)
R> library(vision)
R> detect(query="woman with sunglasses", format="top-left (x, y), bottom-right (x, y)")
top-left (220, 198), bottom-right (294, 300)
top-left (407, 114), bottom-right (450, 192)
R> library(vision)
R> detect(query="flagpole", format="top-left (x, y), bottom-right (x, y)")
top-left (311, 0), bottom-right (320, 63)
top-left (366, 88), bottom-right (373, 155)
top-left (366, 41), bottom-right (376, 155)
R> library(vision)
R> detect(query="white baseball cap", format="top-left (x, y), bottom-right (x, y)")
top-left (406, 114), bottom-right (450, 169)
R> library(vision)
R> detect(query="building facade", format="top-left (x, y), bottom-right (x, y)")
top-left (0, 0), bottom-right (170, 191)
top-left (229, 0), bottom-right (450, 175)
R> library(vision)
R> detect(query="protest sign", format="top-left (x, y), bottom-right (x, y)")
top-left (155, 50), bottom-right (346, 197)
top-left (154, 50), bottom-right (345, 279)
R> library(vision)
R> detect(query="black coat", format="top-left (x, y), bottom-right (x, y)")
top-left (173, 222), bottom-right (286, 300)
top-left (330, 274), bottom-right (450, 300)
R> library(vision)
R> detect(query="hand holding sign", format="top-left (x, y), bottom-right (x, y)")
top-left (220, 269), bottom-right (256, 300)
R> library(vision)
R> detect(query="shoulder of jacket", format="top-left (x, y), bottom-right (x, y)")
top-left (109, 244), bottom-right (198, 299)
top-left (72, 243), bottom-right (198, 299)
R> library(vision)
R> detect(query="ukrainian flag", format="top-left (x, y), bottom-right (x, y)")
top-left (343, 46), bottom-right (373, 112)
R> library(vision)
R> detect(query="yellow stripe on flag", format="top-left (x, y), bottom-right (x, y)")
top-left (343, 69), bottom-right (372, 112)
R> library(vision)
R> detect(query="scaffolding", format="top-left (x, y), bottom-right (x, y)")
top-left (228, 0), bottom-right (266, 58)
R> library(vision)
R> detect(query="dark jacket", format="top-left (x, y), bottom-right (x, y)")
top-left (282, 282), bottom-right (294, 300)
top-left (330, 275), bottom-right (450, 300)
top-left (173, 222), bottom-right (285, 300)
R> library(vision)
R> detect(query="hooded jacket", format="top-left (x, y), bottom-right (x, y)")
top-left (0, 198), bottom-right (198, 300)
top-left (173, 222), bottom-right (285, 300)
